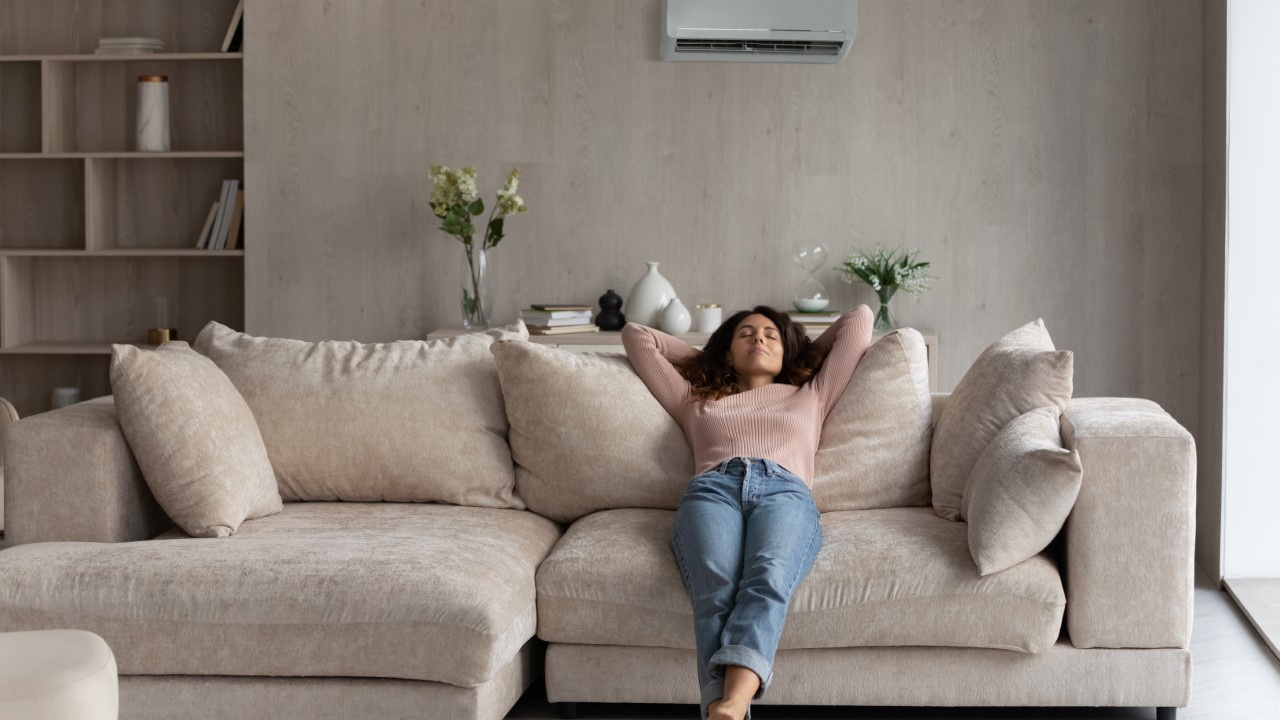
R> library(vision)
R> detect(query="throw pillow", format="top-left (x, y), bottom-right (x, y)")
top-left (110, 342), bottom-right (282, 538)
top-left (930, 319), bottom-right (1073, 521)
top-left (193, 320), bottom-right (527, 507)
top-left (813, 328), bottom-right (933, 511)
top-left (961, 405), bottom-right (1083, 576)
top-left (491, 341), bottom-right (693, 523)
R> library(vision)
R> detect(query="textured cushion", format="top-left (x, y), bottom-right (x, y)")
top-left (930, 319), bottom-right (1073, 521)
top-left (0, 630), bottom-right (118, 720)
top-left (493, 332), bottom-right (935, 522)
top-left (0, 503), bottom-right (561, 687)
top-left (961, 406), bottom-right (1083, 576)
top-left (492, 341), bottom-right (694, 523)
top-left (193, 320), bottom-right (527, 506)
top-left (109, 342), bottom-right (281, 538)
top-left (536, 507), bottom-right (1065, 654)
top-left (813, 328), bottom-right (933, 511)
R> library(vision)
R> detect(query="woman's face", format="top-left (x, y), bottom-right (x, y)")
top-left (728, 314), bottom-right (784, 379)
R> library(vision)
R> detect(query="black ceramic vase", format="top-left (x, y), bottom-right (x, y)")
top-left (596, 289), bottom-right (626, 330)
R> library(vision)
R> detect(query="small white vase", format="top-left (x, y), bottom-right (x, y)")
top-left (660, 298), bottom-right (691, 335)
top-left (625, 261), bottom-right (676, 327)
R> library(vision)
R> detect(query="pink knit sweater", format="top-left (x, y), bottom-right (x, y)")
top-left (621, 305), bottom-right (874, 487)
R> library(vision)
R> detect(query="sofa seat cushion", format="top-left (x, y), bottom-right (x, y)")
top-left (0, 503), bottom-right (562, 687)
top-left (536, 507), bottom-right (1065, 654)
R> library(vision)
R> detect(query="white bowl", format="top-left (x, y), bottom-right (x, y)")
top-left (793, 297), bottom-right (830, 312)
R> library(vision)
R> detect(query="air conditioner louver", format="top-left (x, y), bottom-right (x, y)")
top-left (675, 38), bottom-right (844, 56)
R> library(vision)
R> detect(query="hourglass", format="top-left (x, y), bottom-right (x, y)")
top-left (791, 241), bottom-right (830, 312)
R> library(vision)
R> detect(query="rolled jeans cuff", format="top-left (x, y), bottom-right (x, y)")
top-left (709, 644), bottom-right (773, 698)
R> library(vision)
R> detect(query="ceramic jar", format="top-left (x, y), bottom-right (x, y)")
top-left (693, 304), bottom-right (722, 333)
top-left (136, 75), bottom-right (171, 152)
top-left (625, 261), bottom-right (676, 327)
top-left (660, 297), bottom-right (692, 335)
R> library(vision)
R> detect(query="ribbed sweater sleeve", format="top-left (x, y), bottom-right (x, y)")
top-left (621, 323), bottom-right (697, 420)
top-left (808, 304), bottom-right (875, 417)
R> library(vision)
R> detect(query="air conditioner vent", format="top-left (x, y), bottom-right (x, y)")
top-left (675, 38), bottom-right (844, 56)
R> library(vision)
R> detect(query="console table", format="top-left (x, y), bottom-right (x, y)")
top-left (428, 327), bottom-right (939, 392)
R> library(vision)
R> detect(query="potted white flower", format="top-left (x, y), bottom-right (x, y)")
top-left (837, 245), bottom-right (936, 331)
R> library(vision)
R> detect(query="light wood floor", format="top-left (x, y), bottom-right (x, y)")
top-left (508, 565), bottom-right (1280, 719)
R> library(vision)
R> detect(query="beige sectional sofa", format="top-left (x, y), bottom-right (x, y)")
top-left (0, 322), bottom-right (1195, 720)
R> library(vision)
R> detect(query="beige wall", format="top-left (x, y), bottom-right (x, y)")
top-left (244, 0), bottom-right (1203, 435)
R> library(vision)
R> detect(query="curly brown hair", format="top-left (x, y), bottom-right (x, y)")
top-left (676, 305), bottom-right (823, 401)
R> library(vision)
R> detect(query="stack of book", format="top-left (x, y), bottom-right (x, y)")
top-left (787, 310), bottom-right (843, 332)
top-left (196, 179), bottom-right (244, 250)
top-left (520, 305), bottom-right (599, 335)
top-left (95, 37), bottom-right (164, 55)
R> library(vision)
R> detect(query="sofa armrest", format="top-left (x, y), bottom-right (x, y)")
top-left (4, 396), bottom-right (171, 545)
top-left (1060, 397), bottom-right (1196, 649)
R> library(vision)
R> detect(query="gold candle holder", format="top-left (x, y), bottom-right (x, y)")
top-left (147, 328), bottom-right (173, 345)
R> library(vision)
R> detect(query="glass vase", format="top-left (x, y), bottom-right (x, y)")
top-left (460, 245), bottom-right (492, 330)
top-left (874, 288), bottom-right (898, 332)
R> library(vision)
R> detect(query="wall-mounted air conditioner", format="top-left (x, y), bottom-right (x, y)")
top-left (660, 0), bottom-right (859, 64)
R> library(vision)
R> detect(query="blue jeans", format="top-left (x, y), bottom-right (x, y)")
top-left (671, 456), bottom-right (823, 720)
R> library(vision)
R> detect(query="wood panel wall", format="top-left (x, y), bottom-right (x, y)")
top-left (244, 0), bottom-right (1204, 438)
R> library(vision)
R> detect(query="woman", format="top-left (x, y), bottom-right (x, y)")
top-left (621, 303), bottom-right (874, 720)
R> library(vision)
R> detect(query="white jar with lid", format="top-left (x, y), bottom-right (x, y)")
top-left (693, 303), bottom-right (722, 333)
top-left (136, 75), bottom-right (171, 152)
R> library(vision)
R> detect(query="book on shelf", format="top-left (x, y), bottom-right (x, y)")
top-left (520, 315), bottom-right (595, 328)
top-left (209, 179), bottom-right (240, 250)
top-left (529, 304), bottom-right (594, 312)
top-left (786, 310), bottom-right (843, 322)
top-left (221, 0), bottom-right (245, 53)
top-left (520, 308), bottom-right (593, 321)
top-left (95, 37), bottom-right (164, 54)
top-left (195, 201), bottom-right (219, 249)
top-left (526, 324), bottom-right (601, 336)
top-left (225, 189), bottom-right (245, 250)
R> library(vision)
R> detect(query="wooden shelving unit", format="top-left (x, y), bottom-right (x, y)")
top-left (0, 0), bottom-right (244, 417)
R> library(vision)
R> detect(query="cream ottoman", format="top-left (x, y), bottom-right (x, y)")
top-left (0, 629), bottom-right (118, 720)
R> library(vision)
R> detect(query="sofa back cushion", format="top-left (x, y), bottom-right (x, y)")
top-left (930, 319), bottom-right (1073, 521)
top-left (193, 321), bottom-right (527, 507)
top-left (491, 329), bottom-right (933, 522)
top-left (491, 341), bottom-right (692, 523)
top-left (110, 341), bottom-right (282, 537)
top-left (813, 328), bottom-right (933, 511)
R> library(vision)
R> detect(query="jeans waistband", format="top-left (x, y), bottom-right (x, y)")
top-left (715, 456), bottom-right (782, 477)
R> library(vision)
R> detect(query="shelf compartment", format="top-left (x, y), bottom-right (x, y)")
top-left (0, 255), bottom-right (244, 349)
top-left (44, 59), bottom-right (242, 153)
top-left (0, 158), bottom-right (84, 249)
top-left (0, 353), bottom-right (112, 417)
top-left (87, 156), bottom-right (242, 250)
top-left (0, 0), bottom-right (243, 56)
top-left (1, 54), bottom-right (243, 62)
top-left (0, 61), bottom-right (41, 152)
top-left (0, 249), bottom-right (244, 257)
top-left (0, 341), bottom-right (154, 354)
top-left (0, 151), bottom-right (243, 159)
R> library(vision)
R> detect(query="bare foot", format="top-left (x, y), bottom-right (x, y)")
top-left (707, 697), bottom-right (748, 720)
